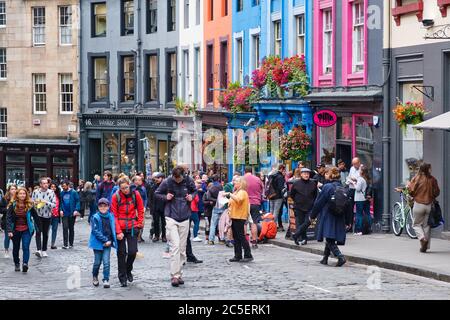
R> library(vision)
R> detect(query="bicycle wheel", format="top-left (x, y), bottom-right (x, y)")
top-left (405, 207), bottom-right (417, 239)
top-left (391, 203), bottom-right (403, 236)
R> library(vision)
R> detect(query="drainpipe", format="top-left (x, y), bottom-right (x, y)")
top-left (136, 0), bottom-right (143, 172)
top-left (382, 0), bottom-right (392, 232)
top-left (78, 1), bottom-right (84, 180)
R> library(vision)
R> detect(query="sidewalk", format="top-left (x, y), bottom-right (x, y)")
top-left (269, 228), bottom-right (450, 283)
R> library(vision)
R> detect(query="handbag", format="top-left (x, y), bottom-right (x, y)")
top-left (428, 201), bottom-right (444, 229)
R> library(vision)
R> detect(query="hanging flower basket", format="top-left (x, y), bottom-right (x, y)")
top-left (280, 126), bottom-right (311, 162)
top-left (218, 82), bottom-right (257, 114)
top-left (393, 99), bottom-right (428, 132)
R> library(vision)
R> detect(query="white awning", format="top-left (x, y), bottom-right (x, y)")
top-left (413, 112), bottom-right (450, 131)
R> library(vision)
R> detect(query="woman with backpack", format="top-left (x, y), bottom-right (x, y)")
top-left (353, 166), bottom-right (372, 236)
top-left (1, 184), bottom-right (17, 258)
top-left (309, 167), bottom-right (352, 267)
top-left (408, 163), bottom-right (440, 253)
top-left (50, 182), bottom-right (61, 249)
top-left (6, 187), bottom-right (39, 272)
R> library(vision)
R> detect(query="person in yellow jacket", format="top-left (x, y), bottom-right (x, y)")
top-left (226, 176), bottom-right (253, 263)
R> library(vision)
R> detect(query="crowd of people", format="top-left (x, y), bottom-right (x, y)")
top-left (0, 157), bottom-right (441, 288)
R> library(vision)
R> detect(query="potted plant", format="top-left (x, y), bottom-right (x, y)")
top-left (393, 99), bottom-right (428, 132)
top-left (280, 126), bottom-right (312, 162)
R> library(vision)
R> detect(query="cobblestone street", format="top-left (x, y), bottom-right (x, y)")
top-left (1, 217), bottom-right (450, 300)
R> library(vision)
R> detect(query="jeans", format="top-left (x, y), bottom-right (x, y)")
top-left (4, 231), bottom-right (10, 250)
top-left (152, 209), bottom-right (166, 238)
top-left (355, 201), bottom-right (371, 233)
top-left (191, 211), bottom-right (200, 238)
top-left (269, 199), bottom-right (284, 226)
top-left (231, 219), bottom-right (252, 259)
top-left (51, 217), bottom-right (59, 246)
top-left (12, 230), bottom-right (32, 265)
top-left (209, 207), bottom-right (224, 242)
top-left (117, 231), bottom-right (138, 283)
top-left (35, 216), bottom-right (51, 251)
top-left (293, 209), bottom-right (309, 241)
top-left (62, 215), bottom-right (76, 247)
top-left (93, 247), bottom-right (111, 281)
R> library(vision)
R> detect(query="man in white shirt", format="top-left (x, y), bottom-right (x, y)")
top-left (346, 157), bottom-right (361, 232)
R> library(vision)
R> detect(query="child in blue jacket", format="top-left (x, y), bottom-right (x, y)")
top-left (88, 198), bottom-right (117, 288)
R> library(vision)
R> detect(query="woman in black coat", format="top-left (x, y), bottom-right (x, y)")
top-left (310, 167), bottom-right (352, 267)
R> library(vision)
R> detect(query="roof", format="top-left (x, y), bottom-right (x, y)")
top-left (413, 112), bottom-right (450, 131)
top-left (305, 89), bottom-right (383, 102)
top-left (0, 139), bottom-right (79, 146)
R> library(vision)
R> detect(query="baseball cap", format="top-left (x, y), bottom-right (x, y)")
top-left (98, 198), bottom-right (110, 206)
top-left (155, 172), bottom-right (166, 179)
top-left (301, 168), bottom-right (312, 173)
top-left (316, 163), bottom-right (325, 168)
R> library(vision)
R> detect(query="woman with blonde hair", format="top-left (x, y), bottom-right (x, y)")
top-left (0, 184), bottom-right (17, 258)
top-left (226, 176), bottom-right (253, 263)
top-left (6, 187), bottom-right (39, 272)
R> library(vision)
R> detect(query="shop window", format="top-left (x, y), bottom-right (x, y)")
top-left (6, 155), bottom-right (25, 162)
top-left (53, 156), bottom-right (73, 165)
top-left (143, 134), bottom-right (158, 176)
top-left (6, 166), bottom-right (25, 187)
top-left (354, 115), bottom-right (374, 172)
top-left (31, 156), bottom-right (47, 164)
top-left (319, 126), bottom-right (336, 165)
top-left (401, 82), bottom-right (423, 183)
top-left (158, 140), bottom-right (168, 173)
top-left (120, 133), bottom-right (136, 176)
top-left (32, 168), bottom-right (47, 186)
top-left (53, 168), bottom-right (73, 182)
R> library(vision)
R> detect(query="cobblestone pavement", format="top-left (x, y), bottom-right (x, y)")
top-left (1, 217), bottom-right (450, 300)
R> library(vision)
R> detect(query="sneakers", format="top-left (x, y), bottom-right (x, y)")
top-left (120, 280), bottom-right (127, 287)
top-left (251, 241), bottom-right (258, 249)
top-left (62, 246), bottom-right (69, 250)
top-left (178, 278), bottom-right (185, 285)
top-left (42, 251), bottom-right (48, 258)
top-left (103, 280), bottom-right (110, 288)
top-left (219, 240), bottom-right (226, 245)
top-left (226, 241), bottom-right (234, 248)
top-left (14, 264), bottom-right (20, 272)
top-left (50, 246), bottom-right (57, 250)
top-left (420, 239), bottom-right (428, 253)
top-left (69, 246), bottom-right (73, 249)
top-left (207, 241), bottom-right (215, 245)
top-left (4, 250), bottom-right (9, 259)
top-left (35, 250), bottom-right (42, 258)
top-left (171, 277), bottom-right (180, 287)
top-left (300, 240), bottom-right (307, 246)
top-left (152, 236), bottom-right (160, 242)
top-left (22, 264), bottom-right (28, 273)
top-left (242, 256), bottom-right (254, 263)
top-left (187, 256), bottom-right (203, 264)
top-left (93, 276), bottom-right (99, 287)
top-left (229, 257), bottom-right (242, 262)
top-left (192, 236), bottom-right (202, 242)
top-left (127, 273), bottom-right (133, 283)
top-left (336, 256), bottom-right (347, 267)
top-left (161, 236), bottom-right (167, 243)
top-left (353, 232), bottom-right (363, 236)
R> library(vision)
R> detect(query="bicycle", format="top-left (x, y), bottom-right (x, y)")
top-left (391, 187), bottom-right (417, 239)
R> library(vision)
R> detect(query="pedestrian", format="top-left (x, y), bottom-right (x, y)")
top-left (206, 175), bottom-right (224, 245)
top-left (244, 167), bottom-right (264, 249)
top-left (89, 198), bottom-right (117, 289)
top-left (111, 176), bottom-right (145, 287)
top-left (6, 187), bottom-right (39, 272)
top-left (93, 174), bottom-right (101, 190)
top-left (190, 180), bottom-right (201, 242)
top-left (266, 164), bottom-right (286, 232)
top-left (149, 172), bottom-right (166, 242)
top-left (408, 163), bottom-right (440, 253)
top-left (131, 175), bottom-right (148, 243)
top-left (353, 166), bottom-right (372, 236)
top-left (1, 184), bottom-right (17, 258)
top-left (312, 163), bottom-right (327, 187)
top-left (49, 183), bottom-right (61, 250)
top-left (32, 177), bottom-right (57, 258)
top-left (59, 180), bottom-right (80, 249)
top-left (96, 171), bottom-right (115, 203)
top-left (83, 181), bottom-right (97, 224)
top-left (290, 168), bottom-right (318, 246)
top-left (155, 166), bottom-right (197, 287)
top-left (259, 172), bottom-right (269, 213)
top-left (337, 159), bottom-right (349, 186)
top-left (77, 179), bottom-right (86, 220)
top-left (226, 176), bottom-right (253, 263)
top-left (310, 167), bottom-right (352, 267)
top-left (346, 157), bottom-right (362, 232)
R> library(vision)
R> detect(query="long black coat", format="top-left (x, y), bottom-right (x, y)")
top-left (310, 181), bottom-right (352, 245)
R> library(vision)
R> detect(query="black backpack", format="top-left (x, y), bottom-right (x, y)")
top-left (265, 175), bottom-right (278, 200)
top-left (329, 185), bottom-right (351, 217)
top-left (365, 184), bottom-right (374, 201)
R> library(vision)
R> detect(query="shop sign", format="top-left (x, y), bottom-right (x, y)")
top-left (84, 118), bottom-right (133, 128)
top-left (314, 110), bottom-right (337, 127)
top-left (126, 138), bottom-right (136, 155)
top-left (140, 119), bottom-right (176, 129)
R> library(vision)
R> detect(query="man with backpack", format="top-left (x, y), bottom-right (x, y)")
top-left (148, 172), bottom-right (166, 242)
top-left (59, 180), bottom-right (81, 249)
top-left (131, 175), bottom-right (148, 243)
top-left (266, 164), bottom-right (287, 232)
top-left (96, 171), bottom-right (115, 203)
top-left (155, 166), bottom-right (198, 287)
top-left (111, 177), bottom-right (145, 287)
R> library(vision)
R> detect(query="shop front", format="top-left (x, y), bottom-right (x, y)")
top-left (80, 114), bottom-right (177, 181)
top-left (0, 140), bottom-right (79, 189)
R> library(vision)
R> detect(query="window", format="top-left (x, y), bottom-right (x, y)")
top-left (353, 1), bottom-right (364, 73)
top-left (0, 108), bottom-right (6, 138)
top-left (122, 0), bottom-right (134, 35)
top-left (194, 47), bottom-right (200, 103)
top-left (167, 52), bottom-right (177, 103)
top-left (236, 38), bottom-right (243, 84)
top-left (148, 54), bottom-right (159, 102)
top-left (33, 74), bottom-right (46, 113)
top-left (184, 0), bottom-right (189, 28)
top-left (148, 0), bottom-right (157, 33)
top-left (0, 1), bottom-right (6, 27)
top-left (223, 0), bottom-right (228, 16)
top-left (183, 50), bottom-right (190, 101)
top-left (196, 0), bottom-right (200, 25)
top-left (274, 20), bottom-right (282, 56)
top-left (206, 44), bottom-right (214, 103)
top-left (93, 57), bottom-right (107, 102)
top-left (208, 0), bottom-right (213, 21)
top-left (122, 56), bottom-right (135, 102)
top-left (220, 41), bottom-right (228, 90)
top-left (168, 0), bottom-right (176, 32)
top-left (323, 9), bottom-right (333, 74)
top-left (93, 3), bottom-right (107, 37)
top-left (0, 48), bottom-right (6, 79)
top-left (296, 14), bottom-right (305, 56)
top-left (32, 7), bottom-right (45, 46)
top-left (253, 0), bottom-right (260, 5)
top-left (59, 6), bottom-right (72, 45)
top-left (252, 34), bottom-right (260, 71)
top-left (237, 0), bottom-right (243, 12)
top-left (60, 74), bottom-right (73, 113)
